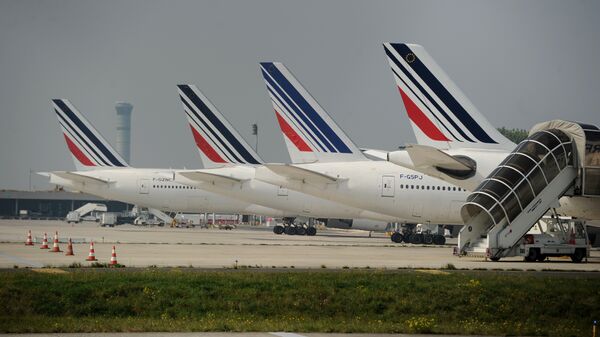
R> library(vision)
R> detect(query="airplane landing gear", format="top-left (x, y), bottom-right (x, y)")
top-left (273, 217), bottom-right (318, 236)
top-left (390, 224), bottom-right (448, 246)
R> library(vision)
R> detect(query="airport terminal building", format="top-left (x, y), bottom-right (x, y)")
top-left (0, 190), bottom-right (131, 219)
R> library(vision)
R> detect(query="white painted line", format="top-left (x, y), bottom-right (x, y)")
top-left (270, 332), bottom-right (308, 337)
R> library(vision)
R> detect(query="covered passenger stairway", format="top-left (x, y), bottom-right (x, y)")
top-left (458, 120), bottom-right (600, 259)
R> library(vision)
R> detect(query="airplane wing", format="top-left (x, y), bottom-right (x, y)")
top-left (50, 171), bottom-right (112, 185)
top-left (262, 164), bottom-right (343, 185)
top-left (177, 171), bottom-right (246, 185)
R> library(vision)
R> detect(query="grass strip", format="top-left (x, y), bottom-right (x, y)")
top-left (0, 269), bottom-right (598, 336)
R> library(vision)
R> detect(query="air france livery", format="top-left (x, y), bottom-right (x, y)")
top-left (44, 99), bottom-right (284, 216)
top-left (174, 84), bottom-right (396, 230)
top-left (255, 61), bottom-right (470, 224)
top-left (382, 43), bottom-right (600, 220)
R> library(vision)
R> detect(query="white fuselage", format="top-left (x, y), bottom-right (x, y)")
top-left (47, 168), bottom-right (285, 216)
top-left (176, 165), bottom-right (397, 222)
top-left (256, 161), bottom-right (470, 225)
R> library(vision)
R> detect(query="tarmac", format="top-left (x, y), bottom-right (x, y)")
top-left (0, 219), bottom-right (599, 271)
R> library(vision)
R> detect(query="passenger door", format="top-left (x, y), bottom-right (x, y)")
top-left (381, 175), bottom-right (395, 197)
top-left (277, 186), bottom-right (289, 197)
top-left (138, 179), bottom-right (150, 194)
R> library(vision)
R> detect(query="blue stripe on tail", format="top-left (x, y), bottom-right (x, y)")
top-left (260, 63), bottom-right (353, 154)
top-left (178, 85), bottom-right (261, 164)
top-left (389, 44), bottom-right (496, 144)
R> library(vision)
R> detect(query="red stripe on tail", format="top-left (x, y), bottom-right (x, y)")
top-left (189, 124), bottom-right (227, 163)
top-left (398, 87), bottom-right (450, 142)
top-left (63, 134), bottom-right (96, 166)
top-left (275, 110), bottom-right (312, 152)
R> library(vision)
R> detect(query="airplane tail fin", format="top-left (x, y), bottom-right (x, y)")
top-left (52, 99), bottom-right (129, 171)
top-left (177, 84), bottom-right (263, 168)
top-left (383, 43), bottom-right (515, 151)
top-left (259, 62), bottom-right (366, 163)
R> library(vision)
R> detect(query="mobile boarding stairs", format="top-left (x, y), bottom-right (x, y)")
top-left (457, 120), bottom-right (600, 260)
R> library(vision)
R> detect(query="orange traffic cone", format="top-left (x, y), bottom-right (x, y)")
top-left (25, 230), bottom-right (34, 246)
top-left (109, 246), bottom-right (118, 266)
top-left (65, 238), bottom-right (74, 256)
top-left (86, 241), bottom-right (97, 261)
top-left (40, 232), bottom-right (49, 249)
top-left (50, 231), bottom-right (62, 252)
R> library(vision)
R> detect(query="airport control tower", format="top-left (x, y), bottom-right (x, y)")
top-left (115, 102), bottom-right (133, 164)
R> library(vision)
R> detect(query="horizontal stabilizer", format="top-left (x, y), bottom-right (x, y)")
top-left (51, 171), bottom-right (111, 185)
top-left (263, 164), bottom-right (342, 185)
top-left (177, 171), bottom-right (246, 185)
top-left (388, 145), bottom-right (480, 190)
top-left (405, 145), bottom-right (474, 172)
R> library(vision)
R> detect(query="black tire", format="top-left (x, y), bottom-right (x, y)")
top-left (490, 256), bottom-right (500, 262)
top-left (284, 226), bottom-right (296, 235)
top-left (391, 232), bottom-right (403, 243)
top-left (433, 235), bottom-right (446, 245)
top-left (306, 227), bottom-right (317, 236)
top-left (273, 225), bottom-right (284, 235)
top-left (296, 226), bottom-right (306, 236)
top-left (571, 248), bottom-right (586, 263)
top-left (410, 234), bottom-right (423, 245)
top-left (536, 254), bottom-right (546, 262)
top-left (423, 234), bottom-right (433, 245)
top-left (525, 248), bottom-right (540, 262)
top-left (402, 234), bottom-right (412, 243)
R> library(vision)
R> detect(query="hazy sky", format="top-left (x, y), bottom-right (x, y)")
top-left (1, 0), bottom-right (599, 190)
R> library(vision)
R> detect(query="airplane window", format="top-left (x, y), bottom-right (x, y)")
top-left (453, 187), bottom-right (456, 191)
top-left (437, 186), bottom-right (440, 190)
top-left (442, 186), bottom-right (446, 191)
top-left (411, 185), bottom-right (414, 189)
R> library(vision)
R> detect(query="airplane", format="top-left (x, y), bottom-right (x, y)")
top-left (254, 61), bottom-right (472, 243)
top-left (380, 42), bottom-right (600, 220)
top-left (173, 84), bottom-right (396, 234)
top-left (42, 99), bottom-right (287, 219)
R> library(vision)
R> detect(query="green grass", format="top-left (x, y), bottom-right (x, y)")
top-left (0, 269), bottom-right (598, 336)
